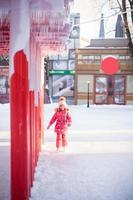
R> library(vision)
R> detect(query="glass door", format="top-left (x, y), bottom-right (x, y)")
top-left (0, 75), bottom-right (9, 103)
top-left (95, 76), bottom-right (108, 104)
top-left (94, 75), bottom-right (125, 104)
top-left (114, 75), bottom-right (125, 104)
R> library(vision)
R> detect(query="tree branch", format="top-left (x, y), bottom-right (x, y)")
top-left (121, 0), bottom-right (133, 57)
top-left (128, 0), bottom-right (133, 24)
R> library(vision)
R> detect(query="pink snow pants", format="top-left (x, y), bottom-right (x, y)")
top-left (56, 130), bottom-right (67, 148)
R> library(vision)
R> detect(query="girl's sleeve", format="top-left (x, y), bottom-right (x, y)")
top-left (48, 112), bottom-right (57, 126)
top-left (66, 112), bottom-right (72, 126)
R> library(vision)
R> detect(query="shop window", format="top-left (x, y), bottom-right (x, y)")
top-left (52, 75), bottom-right (74, 97)
top-left (0, 76), bottom-right (8, 94)
top-left (94, 75), bottom-right (125, 104)
top-left (96, 77), bottom-right (107, 93)
top-left (95, 76), bottom-right (108, 104)
top-left (114, 75), bottom-right (125, 104)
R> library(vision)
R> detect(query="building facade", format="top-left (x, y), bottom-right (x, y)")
top-left (75, 39), bottom-right (133, 105)
top-left (48, 13), bottom-right (80, 103)
top-left (0, 56), bottom-right (9, 103)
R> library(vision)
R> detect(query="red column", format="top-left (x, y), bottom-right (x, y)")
top-left (35, 105), bottom-right (38, 166)
top-left (34, 100), bottom-right (41, 166)
top-left (29, 90), bottom-right (35, 187)
top-left (40, 86), bottom-right (44, 145)
top-left (38, 94), bottom-right (42, 153)
top-left (11, 50), bottom-right (30, 200)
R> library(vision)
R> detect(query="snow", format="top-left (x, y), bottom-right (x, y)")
top-left (44, 103), bottom-right (133, 131)
top-left (30, 153), bottom-right (133, 200)
top-left (0, 103), bottom-right (133, 200)
top-left (0, 104), bottom-right (10, 200)
top-left (30, 103), bottom-right (133, 200)
top-left (0, 104), bottom-right (10, 132)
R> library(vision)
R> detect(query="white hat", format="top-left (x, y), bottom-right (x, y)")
top-left (59, 96), bottom-right (66, 102)
top-left (58, 100), bottom-right (67, 108)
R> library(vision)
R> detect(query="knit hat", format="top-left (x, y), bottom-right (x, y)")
top-left (58, 100), bottom-right (67, 108)
top-left (59, 96), bottom-right (66, 102)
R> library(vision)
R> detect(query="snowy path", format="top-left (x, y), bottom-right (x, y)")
top-left (0, 132), bottom-right (10, 200)
top-left (1, 104), bottom-right (133, 200)
top-left (44, 104), bottom-right (133, 132)
top-left (30, 140), bottom-right (133, 200)
top-left (30, 104), bottom-right (133, 200)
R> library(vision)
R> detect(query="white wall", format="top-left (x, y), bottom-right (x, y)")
top-left (77, 75), bottom-right (93, 93)
top-left (127, 75), bottom-right (133, 93)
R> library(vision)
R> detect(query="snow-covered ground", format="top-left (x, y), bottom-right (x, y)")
top-left (30, 104), bottom-right (133, 200)
top-left (1, 103), bottom-right (133, 132)
top-left (1, 103), bottom-right (133, 200)
top-left (45, 103), bottom-right (133, 131)
top-left (0, 104), bottom-right (10, 132)
top-left (0, 104), bottom-right (10, 200)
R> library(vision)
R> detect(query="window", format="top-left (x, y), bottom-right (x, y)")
top-left (94, 75), bottom-right (125, 104)
top-left (114, 75), bottom-right (125, 104)
top-left (95, 76), bottom-right (108, 104)
top-left (0, 76), bottom-right (9, 94)
top-left (52, 75), bottom-right (74, 97)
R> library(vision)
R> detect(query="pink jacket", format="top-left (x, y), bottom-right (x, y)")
top-left (48, 108), bottom-right (72, 133)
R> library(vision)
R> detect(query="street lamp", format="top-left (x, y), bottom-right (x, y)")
top-left (87, 81), bottom-right (90, 108)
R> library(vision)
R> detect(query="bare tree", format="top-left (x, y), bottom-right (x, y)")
top-left (110, 0), bottom-right (133, 56)
top-left (128, 0), bottom-right (133, 23)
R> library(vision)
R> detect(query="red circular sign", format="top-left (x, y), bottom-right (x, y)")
top-left (101, 56), bottom-right (119, 75)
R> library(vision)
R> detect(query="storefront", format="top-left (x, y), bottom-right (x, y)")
top-left (0, 67), bottom-right (9, 103)
top-left (75, 39), bottom-right (133, 105)
top-left (45, 13), bottom-right (80, 103)
top-left (94, 75), bottom-right (126, 104)
top-left (48, 69), bottom-right (75, 102)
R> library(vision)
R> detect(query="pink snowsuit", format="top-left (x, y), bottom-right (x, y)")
top-left (48, 108), bottom-right (72, 149)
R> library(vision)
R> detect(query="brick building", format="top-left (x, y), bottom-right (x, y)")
top-left (75, 38), bottom-right (133, 105)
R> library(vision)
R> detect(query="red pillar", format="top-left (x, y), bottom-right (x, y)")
top-left (38, 94), bottom-right (42, 153)
top-left (40, 86), bottom-right (45, 145)
top-left (35, 106), bottom-right (38, 166)
top-left (29, 90), bottom-right (35, 187)
top-left (34, 100), bottom-right (41, 166)
top-left (11, 50), bottom-right (30, 200)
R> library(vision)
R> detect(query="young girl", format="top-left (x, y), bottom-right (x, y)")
top-left (47, 99), bottom-right (72, 152)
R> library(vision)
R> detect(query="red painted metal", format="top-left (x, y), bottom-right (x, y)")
top-left (40, 87), bottom-right (44, 145)
top-left (11, 50), bottom-right (30, 200)
top-left (34, 96), bottom-right (42, 166)
top-left (35, 106), bottom-right (38, 166)
top-left (38, 93), bottom-right (42, 153)
top-left (29, 90), bottom-right (35, 187)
